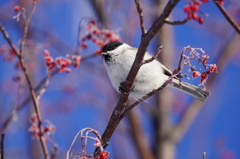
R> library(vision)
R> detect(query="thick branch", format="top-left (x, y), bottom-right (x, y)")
top-left (214, 0), bottom-right (240, 34)
top-left (120, 81), bottom-right (169, 120)
top-left (94, 1), bottom-right (181, 157)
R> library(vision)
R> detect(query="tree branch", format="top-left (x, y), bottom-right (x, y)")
top-left (120, 81), bottom-right (169, 120)
top-left (0, 52), bottom-right (98, 135)
top-left (214, 0), bottom-right (240, 34)
top-left (0, 24), bottom-right (19, 55)
top-left (164, 18), bottom-right (190, 25)
top-left (0, 2), bottom-right (49, 158)
top-left (135, 0), bottom-right (147, 35)
top-left (142, 46), bottom-right (163, 64)
top-left (93, 1), bottom-right (181, 157)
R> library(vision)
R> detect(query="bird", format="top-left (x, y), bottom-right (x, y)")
top-left (101, 41), bottom-right (210, 102)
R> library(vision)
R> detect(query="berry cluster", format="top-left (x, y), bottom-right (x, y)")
top-left (43, 19), bottom-right (121, 74)
top-left (67, 128), bottom-right (109, 159)
top-left (97, 151), bottom-right (109, 159)
top-left (183, 1), bottom-right (205, 24)
top-left (183, 0), bottom-right (224, 24)
top-left (80, 19), bottom-right (121, 55)
top-left (44, 49), bottom-right (81, 73)
top-left (178, 46), bottom-right (218, 87)
top-left (28, 113), bottom-right (55, 140)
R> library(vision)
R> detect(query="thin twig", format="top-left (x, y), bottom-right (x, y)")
top-left (120, 80), bottom-right (169, 120)
top-left (0, 2), bottom-right (50, 158)
top-left (19, 2), bottom-right (37, 58)
top-left (19, 2), bottom-right (49, 158)
top-left (1, 134), bottom-right (4, 159)
top-left (142, 46), bottom-right (163, 64)
top-left (36, 73), bottom-right (51, 105)
top-left (214, 0), bottom-right (240, 34)
top-left (0, 24), bottom-right (19, 55)
top-left (75, 22), bottom-right (83, 55)
top-left (66, 128), bottom-right (101, 159)
top-left (0, 52), bottom-right (98, 135)
top-left (135, 0), bottom-right (147, 35)
top-left (164, 18), bottom-right (190, 25)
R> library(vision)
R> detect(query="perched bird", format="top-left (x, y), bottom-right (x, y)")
top-left (101, 41), bottom-right (210, 102)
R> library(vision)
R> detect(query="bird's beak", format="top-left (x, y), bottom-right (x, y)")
top-left (101, 52), bottom-right (107, 55)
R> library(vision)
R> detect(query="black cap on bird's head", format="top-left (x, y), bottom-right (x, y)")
top-left (102, 41), bottom-right (123, 53)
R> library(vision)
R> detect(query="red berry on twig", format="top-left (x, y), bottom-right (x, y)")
top-left (198, 17), bottom-right (204, 24)
top-left (192, 71), bottom-right (201, 78)
top-left (191, 4), bottom-right (199, 12)
top-left (81, 43), bottom-right (88, 49)
top-left (14, 6), bottom-right (20, 12)
top-left (183, 5), bottom-right (191, 13)
top-left (201, 0), bottom-right (209, 3)
top-left (192, 13), bottom-right (199, 20)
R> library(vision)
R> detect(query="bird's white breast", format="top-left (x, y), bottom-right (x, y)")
top-left (104, 47), bottom-right (169, 99)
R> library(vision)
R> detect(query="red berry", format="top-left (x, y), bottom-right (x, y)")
top-left (201, 72), bottom-right (208, 78)
top-left (183, 5), bottom-right (191, 13)
top-left (217, 0), bottom-right (224, 5)
top-left (201, 0), bottom-right (209, 3)
top-left (95, 49), bottom-right (102, 55)
top-left (198, 17), bottom-right (204, 24)
top-left (81, 43), bottom-right (88, 49)
top-left (106, 33), bottom-right (112, 38)
top-left (89, 20), bottom-right (96, 25)
top-left (96, 41), bottom-right (104, 46)
top-left (187, 13), bottom-right (193, 19)
top-left (64, 68), bottom-right (71, 73)
top-left (93, 29), bottom-right (100, 35)
top-left (191, 4), bottom-right (199, 12)
top-left (44, 127), bottom-right (49, 133)
top-left (99, 151), bottom-right (109, 159)
top-left (192, 71), bottom-right (201, 78)
top-left (200, 72), bottom-right (208, 83)
top-left (202, 54), bottom-right (209, 59)
top-left (14, 6), bottom-right (20, 12)
top-left (192, 13), bottom-right (199, 20)
top-left (86, 34), bottom-right (92, 39)
top-left (209, 64), bottom-right (218, 73)
top-left (44, 50), bottom-right (50, 57)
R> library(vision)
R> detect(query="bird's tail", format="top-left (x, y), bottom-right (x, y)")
top-left (170, 79), bottom-right (210, 102)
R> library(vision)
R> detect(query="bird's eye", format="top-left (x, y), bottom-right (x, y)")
top-left (103, 53), bottom-right (111, 62)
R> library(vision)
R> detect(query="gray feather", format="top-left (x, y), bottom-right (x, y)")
top-left (171, 79), bottom-right (210, 102)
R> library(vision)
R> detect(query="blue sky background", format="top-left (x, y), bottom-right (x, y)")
top-left (0, 0), bottom-right (240, 159)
